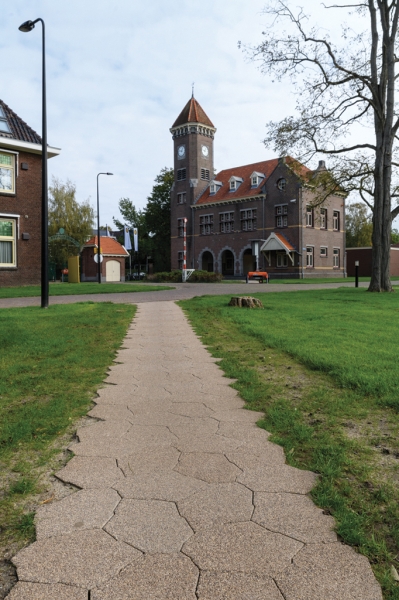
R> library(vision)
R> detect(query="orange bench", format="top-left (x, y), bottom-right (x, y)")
top-left (247, 270), bottom-right (268, 283)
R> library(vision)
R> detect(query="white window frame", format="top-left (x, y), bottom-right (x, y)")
top-left (333, 211), bottom-right (340, 231)
top-left (0, 151), bottom-right (15, 194)
top-left (219, 211), bottom-right (234, 233)
top-left (276, 252), bottom-right (288, 268)
top-left (320, 246), bottom-right (328, 257)
top-left (306, 206), bottom-right (313, 227)
top-left (0, 218), bottom-right (17, 266)
top-left (277, 178), bottom-right (286, 191)
top-left (306, 246), bottom-right (314, 268)
top-left (230, 180), bottom-right (236, 191)
top-left (333, 248), bottom-right (340, 268)
top-left (320, 208), bottom-right (327, 229)
top-left (200, 214), bottom-right (214, 235)
top-left (240, 208), bottom-right (257, 232)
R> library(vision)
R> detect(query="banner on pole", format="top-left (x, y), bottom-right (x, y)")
top-left (133, 228), bottom-right (138, 252)
top-left (124, 226), bottom-right (132, 250)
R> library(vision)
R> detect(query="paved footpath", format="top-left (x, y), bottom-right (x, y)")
top-left (7, 302), bottom-right (382, 599)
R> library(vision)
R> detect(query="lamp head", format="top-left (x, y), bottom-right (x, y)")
top-left (107, 172), bottom-right (113, 176)
top-left (19, 20), bottom-right (36, 32)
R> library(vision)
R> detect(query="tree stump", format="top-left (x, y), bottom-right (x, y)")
top-left (228, 296), bottom-right (263, 308)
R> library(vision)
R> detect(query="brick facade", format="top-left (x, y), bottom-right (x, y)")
top-left (0, 100), bottom-right (60, 286)
top-left (81, 236), bottom-right (128, 282)
top-left (170, 98), bottom-right (346, 279)
top-left (346, 247), bottom-right (399, 277)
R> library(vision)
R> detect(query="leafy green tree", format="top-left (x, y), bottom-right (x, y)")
top-left (48, 178), bottom-right (94, 269)
top-left (144, 168), bottom-right (173, 272)
top-left (346, 203), bottom-right (373, 248)
top-left (391, 229), bottom-right (399, 244)
top-left (244, 0), bottom-right (399, 291)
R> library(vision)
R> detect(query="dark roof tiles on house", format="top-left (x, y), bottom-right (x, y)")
top-left (85, 236), bottom-right (129, 256)
top-left (0, 99), bottom-right (42, 145)
top-left (195, 156), bottom-right (313, 205)
top-left (172, 97), bottom-right (215, 128)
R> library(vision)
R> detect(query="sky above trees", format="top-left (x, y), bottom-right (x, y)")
top-left (2, 1), bottom-right (389, 226)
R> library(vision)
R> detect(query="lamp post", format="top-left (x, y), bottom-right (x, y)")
top-left (96, 172), bottom-right (113, 283)
top-left (19, 18), bottom-right (48, 308)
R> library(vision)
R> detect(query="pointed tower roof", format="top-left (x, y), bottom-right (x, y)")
top-left (172, 97), bottom-right (215, 128)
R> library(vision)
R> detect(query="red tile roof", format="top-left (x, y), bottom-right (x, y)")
top-left (195, 156), bottom-right (312, 205)
top-left (0, 99), bottom-right (42, 144)
top-left (172, 97), bottom-right (215, 128)
top-left (273, 232), bottom-right (295, 252)
top-left (85, 236), bottom-right (129, 256)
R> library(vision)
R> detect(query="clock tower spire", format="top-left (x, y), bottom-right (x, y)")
top-left (170, 96), bottom-right (216, 270)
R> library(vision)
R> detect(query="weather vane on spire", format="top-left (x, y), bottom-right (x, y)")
top-left (192, 82), bottom-right (195, 98)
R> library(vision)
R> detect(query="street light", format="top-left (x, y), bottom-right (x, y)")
top-left (19, 18), bottom-right (49, 308)
top-left (96, 172), bottom-right (113, 284)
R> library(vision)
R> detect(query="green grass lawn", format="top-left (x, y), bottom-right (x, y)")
top-left (223, 276), bottom-right (399, 284)
top-left (0, 302), bottom-right (135, 571)
top-left (0, 281), bottom-right (173, 299)
top-left (180, 288), bottom-right (399, 600)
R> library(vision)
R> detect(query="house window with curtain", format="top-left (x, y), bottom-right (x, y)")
top-left (0, 152), bottom-right (15, 194)
top-left (0, 219), bottom-right (16, 266)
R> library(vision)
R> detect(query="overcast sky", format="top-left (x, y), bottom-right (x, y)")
top-left (2, 1), bottom-right (373, 228)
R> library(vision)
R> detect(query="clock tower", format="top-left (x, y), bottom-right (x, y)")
top-left (170, 96), bottom-right (216, 270)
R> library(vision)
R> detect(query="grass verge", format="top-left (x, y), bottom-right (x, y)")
top-left (179, 288), bottom-right (399, 600)
top-left (0, 302), bottom-right (135, 596)
top-left (0, 282), bottom-right (173, 299)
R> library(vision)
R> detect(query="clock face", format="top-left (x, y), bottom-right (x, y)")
top-left (201, 145), bottom-right (209, 157)
top-left (177, 145), bottom-right (185, 158)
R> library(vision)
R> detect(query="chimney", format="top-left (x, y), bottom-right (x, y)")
top-left (316, 160), bottom-right (327, 170)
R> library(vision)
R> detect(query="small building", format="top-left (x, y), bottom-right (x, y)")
top-left (346, 247), bottom-right (399, 277)
top-left (81, 236), bottom-right (129, 282)
top-left (170, 96), bottom-right (346, 278)
top-left (0, 99), bottom-right (60, 286)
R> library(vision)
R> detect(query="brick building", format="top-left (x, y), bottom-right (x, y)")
top-left (0, 100), bottom-right (60, 286)
top-left (170, 96), bottom-right (346, 278)
top-left (81, 236), bottom-right (129, 282)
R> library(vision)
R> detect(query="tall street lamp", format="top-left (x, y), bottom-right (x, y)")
top-left (97, 172), bottom-right (113, 284)
top-left (19, 18), bottom-right (49, 308)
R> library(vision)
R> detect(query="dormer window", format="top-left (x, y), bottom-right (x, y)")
top-left (229, 176), bottom-right (243, 192)
top-left (209, 180), bottom-right (222, 195)
top-left (250, 171), bottom-right (265, 188)
top-left (0, 107), bottom-right (11, 134)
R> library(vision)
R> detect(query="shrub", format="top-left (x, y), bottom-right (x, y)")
top-left (146, 270), bottom-right (223, 283)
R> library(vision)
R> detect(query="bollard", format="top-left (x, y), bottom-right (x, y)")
top-left (355, 261), bottom-right (359, 287)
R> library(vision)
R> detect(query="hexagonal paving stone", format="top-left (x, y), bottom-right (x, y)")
top-left (238, 464), bottom-right (317, 494)
top-left (168, 417), bottom-right (219, 439)
top-left (87, 405), bottom-right (135, 422)
top-left (91, 553), bottom-right (198, 600)
top-left (118, 446), bottom-right (180, 476)
top-left (5, 582), bottom-right (87, 600)
top-left (175, 452), bottom-right (241, 483)
top-left (35, 488), bottom-right (121, 540)
top-left (122, 424), bottom-right (178, 447)
top-left (178, 483), bottom-right (253, 531)
top-left (197, 572), bottom-right (285, 600)
top-left (182, 522), bottom-right (302, 575)
top-left (55, 456), bottom-right (125, 489)
top-left (104, 499), bottom-right (193, 552)
top-left (169, 402), bottom-right (215, 418)
top-left (226, 446), bottom-right (285, 470)
top-left (114, 470), bottom-right (208, 501)
top-left (76, 420), bottom-right (131, 442)
top-left (275, 542), bottom-right (383, 600)
top-left (252, 492), bottom-right (337, 544)
top-left (12, 530), bottom-right (140, 589)
top-left (175, 434), bottom-right (240, 454)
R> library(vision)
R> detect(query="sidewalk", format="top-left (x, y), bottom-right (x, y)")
top-left (7, 302), bottom-right (382, 599)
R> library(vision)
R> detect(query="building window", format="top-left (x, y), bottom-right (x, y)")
top-left (200, 214), bottom-right (213, 235)
top-left (240, 209), bottom-right (257, 231)
top-left (0, 107), bottom-right (11, 133)
top-left (277, 178), bottom-right (286, 191)
top-left (210, 184), bottom-right (216, 194)
top-left (320, 247), bottom-right (328, 257)
top-left (251, 176), bottom-right (258, 187)
top-left (230, 180), bottom-right (236, 191)
top-left (306, 246), bottom-right (314, 268)
top-left (178, 251), bottom-right (184, 269)
top-left (201, 169), bottom-right (210, 180)
top-left (320, 208), bottom-right (327, 229)
top-left (177, 168), bottom-right (186, 181)
top-left (277, 253), bottom-right (288, 268)
top-left (275, 205), bottom-right (288, 228)
top-left (177, 218), bottom-right (185, 237)
top-left (0, 152), bottom-right (15, 194)
top-left (177, 192), bottom-right (186, 204)
top-left (306, 206), bottom-right (313, 227)
top-left (333, 248), bottom-right (340, 268)
top-left (219, 212), bottom-right (234, 233)
top-left (0, 219), bottom-right (16, 266)
top-left (333, 211), bottom-right (340, 231)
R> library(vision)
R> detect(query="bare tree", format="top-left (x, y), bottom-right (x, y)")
top-left (243, 0), bottom-right (399, 291)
